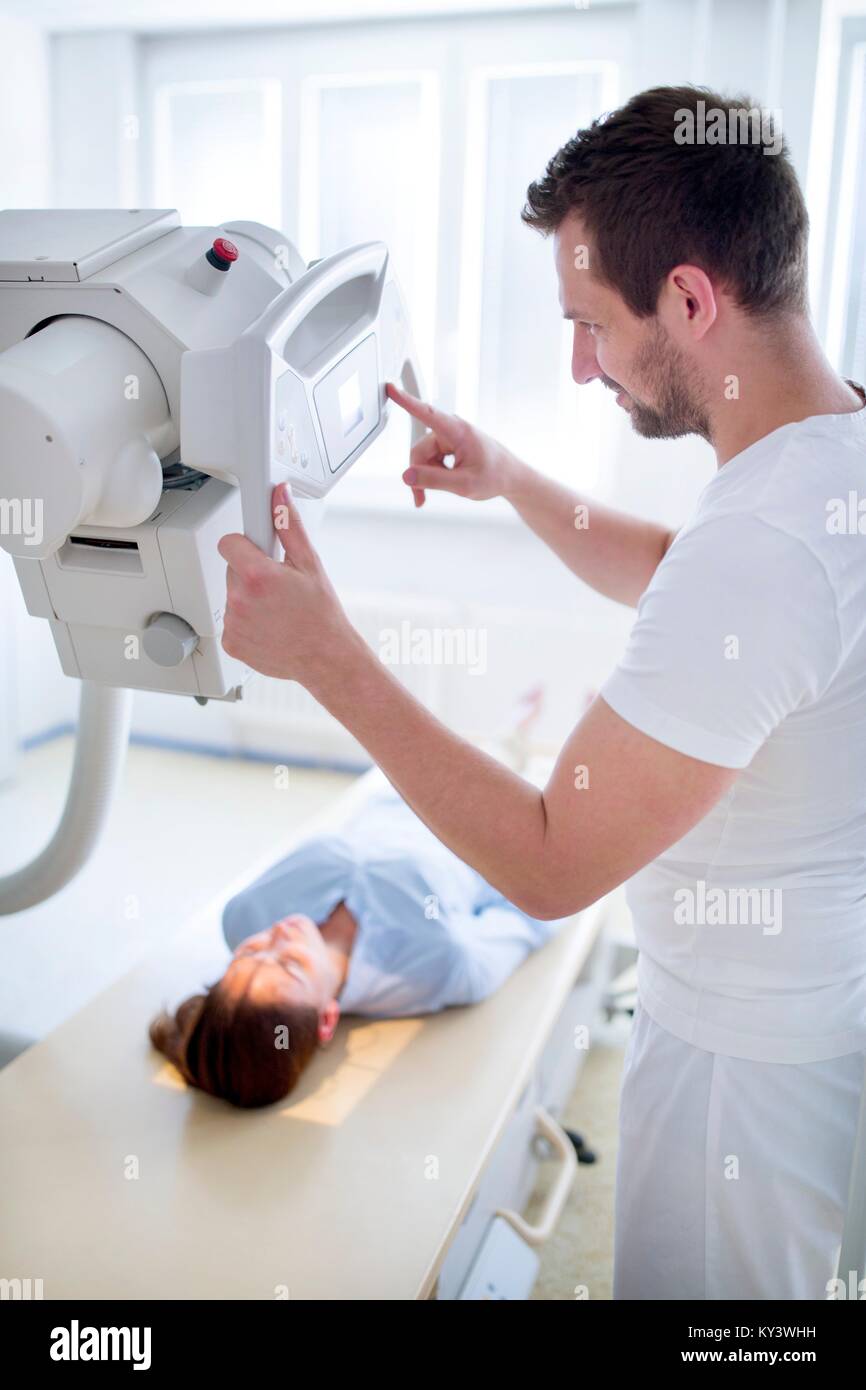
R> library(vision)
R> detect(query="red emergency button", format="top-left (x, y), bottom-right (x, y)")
top-left (213, 237), bottom-right (238, 262)
top-left (206, 237), bottom-right (239, 271)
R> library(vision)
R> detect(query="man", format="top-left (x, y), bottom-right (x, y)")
top-left (217, 86), bottom-right (866, 1299)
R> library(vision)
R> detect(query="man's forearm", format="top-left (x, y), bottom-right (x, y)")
top-left (501, 457), bottom-right (673, 606)
top-left (308, 632), bottom-right (554, 916)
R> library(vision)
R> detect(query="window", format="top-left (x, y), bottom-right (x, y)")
top-left (458, 62), bottom-right (618, 495)
top-left (153, 79), bottom-right (282, 230)
top-left (146, 12), bottom-right (625, 511)
top-left (298, 71), bottom-right (439, 501)
top-left (836, 44), bottom-right (866, 381)
top-left (813, 15), bottom-right (866, 380)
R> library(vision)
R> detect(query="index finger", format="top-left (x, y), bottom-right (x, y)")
top-left (386, 381), bottom-right (461, 450)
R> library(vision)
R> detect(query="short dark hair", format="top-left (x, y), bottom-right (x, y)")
top-left (150, 983), bottom-right (320, 1108)
top-left (522, 85), bottom-right (808, 319)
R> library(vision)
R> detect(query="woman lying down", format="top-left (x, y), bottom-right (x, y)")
top-left (149, 781), bottom-right (566, 1108)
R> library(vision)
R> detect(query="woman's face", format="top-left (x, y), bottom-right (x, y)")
top-left (221, 916), bottom-right (340, 1036)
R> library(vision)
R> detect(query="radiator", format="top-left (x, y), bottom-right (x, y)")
top-left (228, 590), bottom-right (607, 767)
top-left (229, 592), bottom-right (449, 766)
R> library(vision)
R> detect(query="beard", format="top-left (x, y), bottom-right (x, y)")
top-left (611, 321), bottom-right (712, 442)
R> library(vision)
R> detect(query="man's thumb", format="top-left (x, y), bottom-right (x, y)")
top-left (273, 482), bottom-right (315, 565)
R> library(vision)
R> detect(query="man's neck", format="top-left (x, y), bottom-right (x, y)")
top-left (708, 318), bottom-right (864, 467)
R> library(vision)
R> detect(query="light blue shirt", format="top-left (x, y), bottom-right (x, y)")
top-left (222, 784), bottom-right (565, 1017)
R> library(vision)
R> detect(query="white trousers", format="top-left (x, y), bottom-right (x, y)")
top-left (613, 1001), bottom-right (866, 1300)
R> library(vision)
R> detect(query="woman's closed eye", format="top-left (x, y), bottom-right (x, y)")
top-left (276, 958), bottom-right (308, 982)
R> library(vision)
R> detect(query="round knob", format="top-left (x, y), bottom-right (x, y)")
top-left (142, 613), bottom-right (199, 667)
top-left (207, 237), bottom-right (239, 270)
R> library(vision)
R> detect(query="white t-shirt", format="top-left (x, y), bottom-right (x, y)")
top-left (600, 395), bottom-right (866, 1063)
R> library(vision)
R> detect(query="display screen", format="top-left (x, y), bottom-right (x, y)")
top-left (313, 334), bottom-right (380, 473)
top-left (338, 372), bottom-right (363, 436)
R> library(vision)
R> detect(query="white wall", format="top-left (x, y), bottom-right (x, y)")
top-left (0, 18), bottom-right (51, 209)
top-left (51, 32), bottom-right (140, 208)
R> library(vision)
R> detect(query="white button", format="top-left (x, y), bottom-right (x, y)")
top-left (277, 411), bottom-right (287, 432)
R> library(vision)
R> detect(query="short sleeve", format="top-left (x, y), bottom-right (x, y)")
top-left (221, 836), bottom-right (350, 950)
top-left (599, 514), bottom-right (842, 769)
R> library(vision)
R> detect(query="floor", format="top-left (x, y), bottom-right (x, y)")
top-left (0, 734), bottom-right (624, 1296)
top-left (529, 1023), bottom-right (628, 1300)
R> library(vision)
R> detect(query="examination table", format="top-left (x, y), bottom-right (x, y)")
top-left (0, 770), bottom-right (615, 1300)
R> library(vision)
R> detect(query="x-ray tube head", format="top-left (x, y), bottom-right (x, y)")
top-left (0, 316), bottom-right (174, 560)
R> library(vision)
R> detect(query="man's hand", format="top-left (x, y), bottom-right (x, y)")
top-left (386, 381), bottom-right (524, 508)
top-left (217, 484), bottom-right (360, 683)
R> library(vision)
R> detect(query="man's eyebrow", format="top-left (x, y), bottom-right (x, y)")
top-left (562, 307), bottom-right (592, 321)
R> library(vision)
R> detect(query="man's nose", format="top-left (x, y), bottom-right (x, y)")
top-left (571, 330), bottom-right (600, 386)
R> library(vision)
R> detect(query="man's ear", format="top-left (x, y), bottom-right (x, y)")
top-left (318, 1000), bottom-right (341, 1044)
top-left (661, 263), bottom-right (718, 341)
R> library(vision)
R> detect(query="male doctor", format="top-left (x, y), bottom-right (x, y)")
top-left (217, 86), bottom-right (866, 1299)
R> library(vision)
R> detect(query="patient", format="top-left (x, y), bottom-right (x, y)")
top-left (149, 781), bottom-right (565, 1109)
